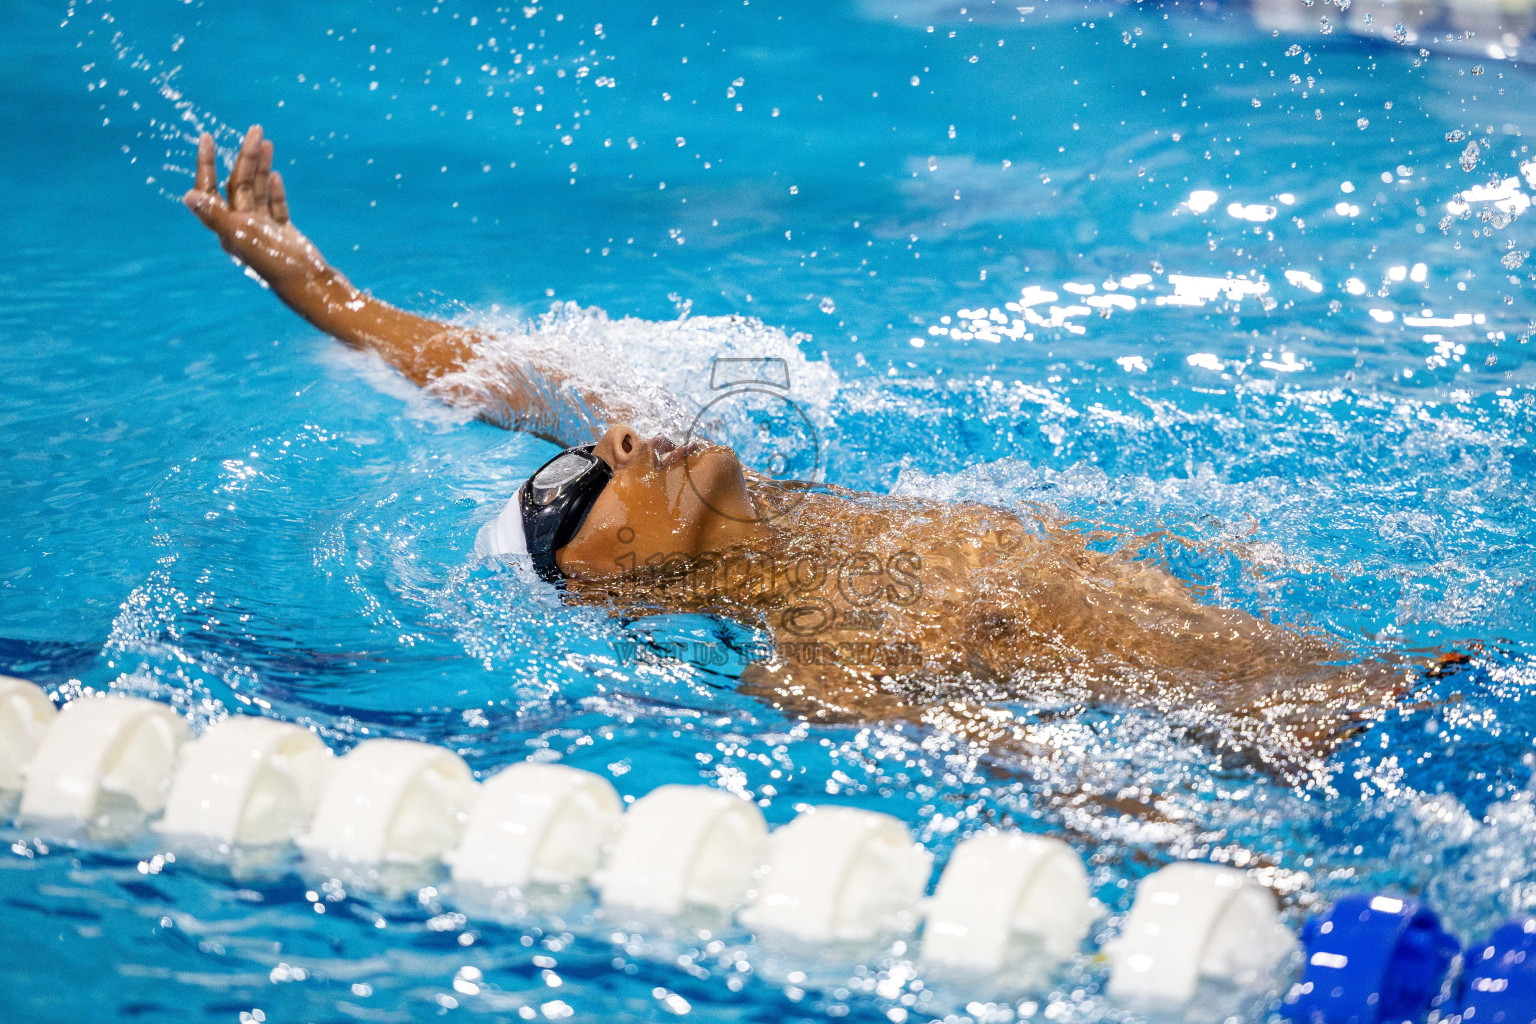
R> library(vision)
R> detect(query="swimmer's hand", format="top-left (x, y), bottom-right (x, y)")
top-left (183, 125), bottom-right (329, 290)
top-left (181, 122), bottom-right (634, 446)
top-left (181, 123), bottom-right (478, 388)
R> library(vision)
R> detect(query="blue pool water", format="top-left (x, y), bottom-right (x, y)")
top-left (2, 0), bottom-right (1535, 1019)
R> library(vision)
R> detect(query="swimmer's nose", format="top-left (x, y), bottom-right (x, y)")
top-left (594, 424), bottom-right (643, 470)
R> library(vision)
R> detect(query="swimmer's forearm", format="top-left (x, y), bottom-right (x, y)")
top-left (186, 125), bottom-right (623, 445)
top-left (271, 262), bottom-right (475, 386)
top-left (282, 258), bottom-right (630, 445)
top-left (184, 126), bottom-right (477, 387)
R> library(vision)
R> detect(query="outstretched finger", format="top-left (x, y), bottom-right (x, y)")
top-left (227, 124), bottom-right (263, 211)
top-left (252, 139), bottom-right (274, 211)
top-left (193, 132), bottom-right (218, 194)
top-left (182, 182), bottom-right (228, 229)
top-left (184, 132), bottom-right (229, 227)
top-left (269, 171), bottom-right (290, 224)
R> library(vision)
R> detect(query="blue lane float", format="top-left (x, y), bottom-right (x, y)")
top-left (1283, 894), bottom-right (1459, 1024)
top-left (1461, 917), bottom-right (1536, 1024)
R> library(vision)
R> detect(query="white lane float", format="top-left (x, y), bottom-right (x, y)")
top-left (597, 784), bottom-right (768, 916)
top-left (19, 695), bottom-right (188, 822)
top-left (157, 715), bottom-right (333, 846)
top-left (451, 761), bottom-right (622, 890)
top-left (0, 676), bottom-right (56, 791)
top-left (740, 806), bottom-right (931, 943)
top-left (0, 677), bottom-right (1316, 1013)
top-left (921, 832), bottom-right (1094, 978)
top-left (1107, 861), bottom-right (1296, 1006)
top-left (299, 738), bottom-right (477, 864)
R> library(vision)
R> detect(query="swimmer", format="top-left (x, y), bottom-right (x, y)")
top-left (185, 124), bottom-right (1430, 789)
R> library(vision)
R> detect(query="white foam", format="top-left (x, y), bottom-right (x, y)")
top-left (430, 303), bottom-right (841, 446)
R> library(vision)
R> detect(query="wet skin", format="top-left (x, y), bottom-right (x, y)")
top-left (187, 124), bottom-right (1426, 789)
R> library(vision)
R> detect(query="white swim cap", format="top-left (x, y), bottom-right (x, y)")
top-left (474, 486), bottom-right (531, 561)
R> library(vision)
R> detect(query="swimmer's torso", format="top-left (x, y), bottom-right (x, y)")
top-left (569, 484), bottom-right (1405, 778)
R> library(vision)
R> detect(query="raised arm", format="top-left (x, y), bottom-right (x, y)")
top-left (183, 124), bottom-right (650, 446)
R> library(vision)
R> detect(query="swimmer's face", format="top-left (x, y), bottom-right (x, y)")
top-left (555, 423), bottom-right (766, 578)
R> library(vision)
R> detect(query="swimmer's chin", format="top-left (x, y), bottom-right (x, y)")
top-left (676, 445), bottom-right (769, 533)
top-left (681, 443), bottom-right (747, 488)
top-left (679, 441), bottom-right (740, 476)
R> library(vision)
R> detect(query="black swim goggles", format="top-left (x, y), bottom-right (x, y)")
top-left (519, 443), bottom-right (613, 582)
